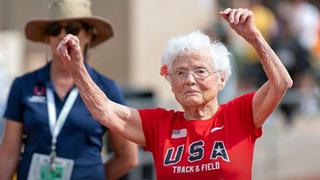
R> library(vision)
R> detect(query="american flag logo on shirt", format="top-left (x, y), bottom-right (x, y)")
top-left (171, 128), bottom-right (187, 139)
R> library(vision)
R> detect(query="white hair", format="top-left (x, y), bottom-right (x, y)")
top-left (161, 31), bottom-right (231, 83)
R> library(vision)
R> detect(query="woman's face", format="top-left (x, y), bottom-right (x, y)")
top-left (46, 20), bottom-right (92, 59)
top-left (169, 51), bottom-right (223, 108)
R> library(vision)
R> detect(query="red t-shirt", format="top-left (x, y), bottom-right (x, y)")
top-left (139, 92), bottom-right (262, 180)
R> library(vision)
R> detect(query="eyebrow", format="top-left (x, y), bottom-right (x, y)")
top-left (173, 68), bottom-right (188, 72)
top-left (193, 66), bottom-right (208, 69)
top-left (176, 66), bottom-right (209, 70)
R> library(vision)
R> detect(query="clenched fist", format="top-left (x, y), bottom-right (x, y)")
top-left (56, 34), bottom-right (84, 69)
top-left (220, 8), bottom-right (260, 42)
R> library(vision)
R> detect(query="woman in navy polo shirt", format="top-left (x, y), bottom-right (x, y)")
top-left (0, 0), bottom-right (138, 180)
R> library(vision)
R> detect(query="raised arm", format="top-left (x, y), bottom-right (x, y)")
top-left (220, 8), bottom-right (293, 128)
top-left (56, 35), bottom-right (146, 145)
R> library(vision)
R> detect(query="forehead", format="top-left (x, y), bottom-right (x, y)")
top-left (172, 50), bottom-right (213, 69)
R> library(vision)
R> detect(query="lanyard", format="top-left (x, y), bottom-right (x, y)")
top-left (46, 87), bottom-right (79, 147)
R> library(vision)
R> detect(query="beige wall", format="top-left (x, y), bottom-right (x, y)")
top-left (90, 0), bottom-right (130, 84)
top-left (129, 0), bottom-right (214, 107)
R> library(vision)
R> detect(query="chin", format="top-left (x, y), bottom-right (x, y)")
top-left (181, 98), bottom-right (203, 107)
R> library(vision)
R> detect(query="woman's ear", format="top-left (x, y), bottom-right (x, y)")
top-left (217, 72), bottom-right (226, 91)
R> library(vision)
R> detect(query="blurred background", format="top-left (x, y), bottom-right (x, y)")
top-left (0, 0), bottom-right (320, 179)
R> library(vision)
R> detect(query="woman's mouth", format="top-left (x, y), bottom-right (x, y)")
top-left (185, 90), bottom-right (199, 95)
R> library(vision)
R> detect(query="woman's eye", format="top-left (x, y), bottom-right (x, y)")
top-left (195, 69), bottom-right (207, 74)
top-left (177, 71), bottom-right (186, 76)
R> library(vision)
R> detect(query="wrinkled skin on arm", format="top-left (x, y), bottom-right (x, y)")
top-left (220, 8), bottom-right (293, 128)
top-left (56, 35), bottom-right (146, 145)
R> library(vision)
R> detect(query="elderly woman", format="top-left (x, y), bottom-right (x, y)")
top-left (57, 8), bottom-right (292, 179)
top-left (0, 0), bottom-right (138, 180)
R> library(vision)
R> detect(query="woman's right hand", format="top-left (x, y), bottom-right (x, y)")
top-left (56, 34), bottom-right (84, 70)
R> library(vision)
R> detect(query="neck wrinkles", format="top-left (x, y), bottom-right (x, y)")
top-left (183, 100), bottom-right (219, 120)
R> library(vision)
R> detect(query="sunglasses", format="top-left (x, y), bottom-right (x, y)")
top-left (45, 22), bottom-right (92, 36)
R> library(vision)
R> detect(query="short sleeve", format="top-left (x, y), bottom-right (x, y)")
top-left (138, 108), bottom-right (164, 152)
top-left (3, 78), bottom-right (24, 122)
top-left (233, 92), bottom-right (262, 140)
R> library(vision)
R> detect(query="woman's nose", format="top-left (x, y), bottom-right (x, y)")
top-left (185, 72), bottom-right (196, 85)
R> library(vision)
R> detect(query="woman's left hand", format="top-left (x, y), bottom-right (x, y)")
top-left (220, 8), bottom-right (259, 42)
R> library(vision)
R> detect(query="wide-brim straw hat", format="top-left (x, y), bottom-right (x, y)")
top-left (25, 0), bottom-right (113, 47)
